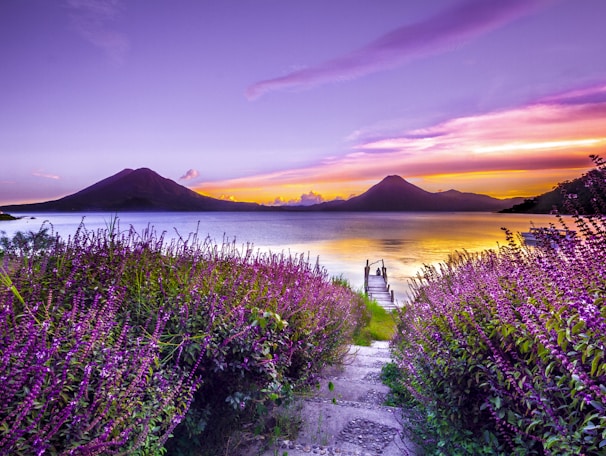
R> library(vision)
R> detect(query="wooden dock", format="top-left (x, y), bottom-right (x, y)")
top-left (364, 259), bottom-right (397, 311)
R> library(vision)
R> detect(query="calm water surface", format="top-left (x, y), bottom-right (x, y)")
top-left (1, 212), bottom-right (561, 301)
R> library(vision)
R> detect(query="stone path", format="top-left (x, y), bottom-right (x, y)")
top-left (260, 341), bottom-right (417, 456)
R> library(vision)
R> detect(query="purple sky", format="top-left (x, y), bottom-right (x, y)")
top-left (1, 0), bottom-right (606, 206)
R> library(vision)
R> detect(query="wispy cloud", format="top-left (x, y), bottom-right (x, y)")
top-left (204, 83), bottom-right (606, 201)
top-left (541, 84), bottom-right (606, 106)
top-left (33, 171), bottom-right (60, 180)
top-left (65, 0), bottom-right (129, 64)
top-left (179, 168), bottom-right (200, 181)
top-left (247, 0), bottom-right (551, 100)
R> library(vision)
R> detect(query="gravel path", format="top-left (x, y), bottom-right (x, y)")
top-left (259, 341), bottom-right (418, 456)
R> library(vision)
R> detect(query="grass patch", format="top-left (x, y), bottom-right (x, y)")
top-left (352, 293), bottom-right (396, 346)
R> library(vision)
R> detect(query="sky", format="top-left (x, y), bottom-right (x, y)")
top-left (1, 0), bottom-right (606, 206)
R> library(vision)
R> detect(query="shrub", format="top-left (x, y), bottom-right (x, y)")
top-left (391, 158), bottom-right (606, 454)
top-left (1, 222), bottom-right (364, 454)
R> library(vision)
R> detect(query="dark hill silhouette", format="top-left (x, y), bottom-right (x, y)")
top-left (502, 168), bottom-right (606, 214)
top-left (304, 175), bottom-right (523, 211)
top-left (434, 189), bottom-right (523, 211)
top-left (1, 168), bottom-right (262, 212)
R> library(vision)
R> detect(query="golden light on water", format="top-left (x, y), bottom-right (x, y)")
top-left (250, 212), bottom-right (562, 302)
top-left (4, 211), bottom-right (568, 304)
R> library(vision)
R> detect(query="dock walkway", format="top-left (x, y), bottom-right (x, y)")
top-left (364, 260), bottom-right (397, 311)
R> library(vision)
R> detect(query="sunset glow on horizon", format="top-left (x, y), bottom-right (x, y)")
top-left (1, 1), bottom-right (606, 207)
top-left (196, 84), bottom-right (606, 204)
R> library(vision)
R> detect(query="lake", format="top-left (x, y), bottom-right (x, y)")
top-left (0, 211), bottom-right (562, 301)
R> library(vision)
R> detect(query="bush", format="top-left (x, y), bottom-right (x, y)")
top-left (391, 158), bottom-right (606, 455)
top-left (1, 222), bottom-right (365, 455)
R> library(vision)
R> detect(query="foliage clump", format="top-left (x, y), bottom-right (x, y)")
top-left (0, 223), bottom-right (365, 455)
top-left (0, 213), bottom-right (18, 221)
top-left (390, 157), bottom-right (606, 455)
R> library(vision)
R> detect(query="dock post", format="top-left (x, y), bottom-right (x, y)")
top-left (382, 260), bottom-right (388, 284)
top-left (364, 260), bottom-right (370, 294)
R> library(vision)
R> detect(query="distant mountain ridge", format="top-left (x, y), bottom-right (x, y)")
top-left (303, 175), bottom-right (523, 212)
top-left (1, 169), bottom-right (524, 213)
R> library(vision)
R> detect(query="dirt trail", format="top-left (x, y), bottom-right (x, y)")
top-left (260, 341), bottom-right (417, 456)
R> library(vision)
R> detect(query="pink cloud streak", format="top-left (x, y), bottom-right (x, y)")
top-left (247, 0), bottom-right (551, 100)
top-left (201, 83), bottom-right (606, 201)
top-left (32, 171), bottom-right (60, 180)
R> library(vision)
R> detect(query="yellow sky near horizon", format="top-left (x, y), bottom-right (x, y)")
top-left (195, 166), bottom-right (593, 205)
top-left (194, 94), bottom-right (606, 204)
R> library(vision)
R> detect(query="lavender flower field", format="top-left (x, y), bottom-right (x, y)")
top-left (0, 223), bottom-right (366, 455)
top-left (391, 159), bottom-right (606, 454)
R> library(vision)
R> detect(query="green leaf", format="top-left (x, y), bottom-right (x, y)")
top-left (545, 360), bottom-right (557, 377)
top-left (545, 435), bottom-right (560, 449)
top-left (492, 396), bottom-right (502, 409)
top-left (572, 320), bottom-right (585, 335)
top-left (557, 330), bottom-right (568, 350)
top-left (590, 400), bottom-right (604, 412)
top-left (583, 422), bottom-right (597, 432)
top-left (526, 419), bottom-right (543, 433)
top-left (591, 353), bottom-right (603, 377)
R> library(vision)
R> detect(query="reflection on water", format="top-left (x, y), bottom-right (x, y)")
top-left (1, 211), bottom-right (563, 303)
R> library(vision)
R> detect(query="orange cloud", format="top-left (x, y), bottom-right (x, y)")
top-left (196, 84), bottom-right (606, 204)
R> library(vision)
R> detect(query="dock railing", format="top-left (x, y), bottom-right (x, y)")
top-left (364, 259), bottom-right (394, 304)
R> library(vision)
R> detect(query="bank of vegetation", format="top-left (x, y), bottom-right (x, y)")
top-left (0, 213), bottom-right (19, 221)
top-left (0, 223), bottom-right (367, 455)
top-left (388, 156), bottom-right (606, 454)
